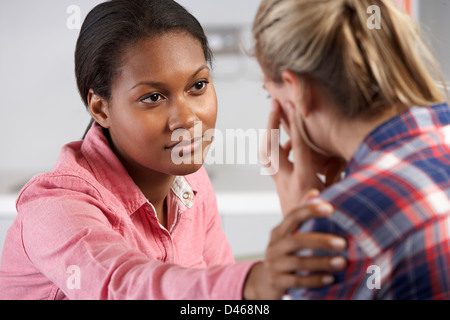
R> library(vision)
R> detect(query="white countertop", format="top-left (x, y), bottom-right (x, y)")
top-left (0, 194), bottom-right (17, 218)
top-left (216, 191), bottom-right (281, 216)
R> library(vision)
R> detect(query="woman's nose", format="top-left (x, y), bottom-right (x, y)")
top-left (167, 99), bottom-right (199, 132)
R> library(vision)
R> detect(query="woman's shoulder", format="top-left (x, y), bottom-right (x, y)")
top-left (16, 141), bottom-right (104, 210)
top-left (16, 170), bottom-right (103, 209)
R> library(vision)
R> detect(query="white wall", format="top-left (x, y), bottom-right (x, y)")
top-left (417, 0), bottom-right (450, 82)
top-left (0, 1), bottom-right (95, 179)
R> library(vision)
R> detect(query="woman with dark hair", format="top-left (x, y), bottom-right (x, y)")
top-left (0, 0), bottom-right (346, 300)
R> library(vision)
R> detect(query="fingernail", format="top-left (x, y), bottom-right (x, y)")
top-left (322, 275), bottom-right (334, 285)
top-left (330, 238), bottom-right (347, 250)
top-left (318, 203), bottom-right (334, 215)
top-left (331, 257), bottom-right (346, 269)
top-left (305, 196), bottom-right (322, 205)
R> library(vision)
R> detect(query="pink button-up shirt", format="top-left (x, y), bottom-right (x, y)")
top-left (0, 123), bottom-right (255, 300)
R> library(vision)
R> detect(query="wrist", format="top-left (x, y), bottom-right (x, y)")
top-left (243, 262), bottom-right (283, 300)
top-left (243, 262), bottom-right (264, 300)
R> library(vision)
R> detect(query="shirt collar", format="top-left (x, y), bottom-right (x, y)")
top-left (347, 103), bottom-right (450, 175)
top-left (81, 122), bottom-right (197, 214)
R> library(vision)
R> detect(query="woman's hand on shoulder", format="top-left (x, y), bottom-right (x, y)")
top-left (243, 199), bottom-right (347, 300)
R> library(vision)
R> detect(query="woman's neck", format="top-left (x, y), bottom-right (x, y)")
top-left (105, 129), bottom-right (175, 227)
top-left (131, 167), bottom-right (175, 228)
top-left (139, 173), bottom-right (174, 228)
top-left (327, 107), bottom-right (401, 162)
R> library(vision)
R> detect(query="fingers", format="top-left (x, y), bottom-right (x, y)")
top-left (260, 100), bottom-right (296, 178)
top-left (284, 102), bottom-right (311, 172)
top-left (280, 109), bottom-right (291, 137)
top-left (303, 189), bottom-right (320, 203)
top-left (266, 229), bottom-right (347, 276)
top-left (272, 273), bottom-right (336, 290)
top-left (271, 203), bottom-right (335, 237)
top-left (249, 200), bottom-right (348, 299)
top-left (263, 229), bottom-right (347, 296)
top-left (266, 202), bottom-right (347, 286)
top-left (244, 260), bottom-right (335, 300)
top-left (282, 140), bottom-right (292, 153)
top-left (269, 232), bottom-right (347, 256)
top-left (259, 101), bottom-right (281, 169)
top-left (295, 232), bottom-right (347, 252)
top-left (268, 253), bottom-right (347, 274)
top-left (268, 100), bottom-right (282, 131)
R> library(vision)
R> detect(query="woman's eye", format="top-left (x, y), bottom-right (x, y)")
top-left (141, 93), bottom-right (163, 103)
top-left (191, 80), bottom-right (208, 92)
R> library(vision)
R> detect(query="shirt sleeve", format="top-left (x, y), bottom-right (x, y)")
top-left (386, 215), bottom-right (450, 300)
top-left (17, 179), bottom-right (254, 300)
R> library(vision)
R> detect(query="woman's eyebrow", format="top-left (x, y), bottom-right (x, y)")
top-left (188, 65), bottom-right (210, 81)
top-left (130, 65), bottom-right (209, 91)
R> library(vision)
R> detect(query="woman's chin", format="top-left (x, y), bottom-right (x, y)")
top-left (168, 162), bottom-right (205, 176)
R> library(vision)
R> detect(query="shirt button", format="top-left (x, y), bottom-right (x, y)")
top-left (182, 192), bottom-right (192, 200)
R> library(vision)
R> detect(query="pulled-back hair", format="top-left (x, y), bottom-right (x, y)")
top-left (252, 0), bottom-right (447, 119)
top-left (75, 0), bottom-right (212, 108)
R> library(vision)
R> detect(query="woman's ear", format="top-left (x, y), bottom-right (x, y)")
top-left (87, 89), bottom-right (111, 129)
top-left (281, 70), bottom-right (311, 118)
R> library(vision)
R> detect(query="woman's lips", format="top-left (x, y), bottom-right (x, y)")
top-left (167, 136), bottom-right (203, 154)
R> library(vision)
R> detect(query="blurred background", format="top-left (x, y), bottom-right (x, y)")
top-left (0, 0), bottom-right (449, 262)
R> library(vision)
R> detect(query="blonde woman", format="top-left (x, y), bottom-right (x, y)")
top-left (254, 0), bottom-right (450, 299)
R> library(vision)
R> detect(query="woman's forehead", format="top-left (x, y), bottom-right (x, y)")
top-left (117, 32), bottom-right (207, 84)
top-left (122, 32), bottom-right (206, 73)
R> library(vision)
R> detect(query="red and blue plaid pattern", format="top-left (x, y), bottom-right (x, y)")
top-left (290, 103), bottom-right (450, 300)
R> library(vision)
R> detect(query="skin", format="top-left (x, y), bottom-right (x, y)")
top-left (89, 31), bottom-right (217, 226)
top-left (88, 31), bottom-right (347, 300)
top-left (244, 198), bottom-right (348, 300)
top-left (261, 72), bottom-right (346, 214)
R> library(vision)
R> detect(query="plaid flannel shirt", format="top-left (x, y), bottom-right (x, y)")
top-left (290, 103), bottom-right (450, 300)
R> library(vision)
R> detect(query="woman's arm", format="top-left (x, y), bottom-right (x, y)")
top-left (18, 185), bottom-right (252, 300)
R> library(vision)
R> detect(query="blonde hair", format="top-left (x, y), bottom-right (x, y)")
top-left (252, 0), bottom-right (447, 119)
